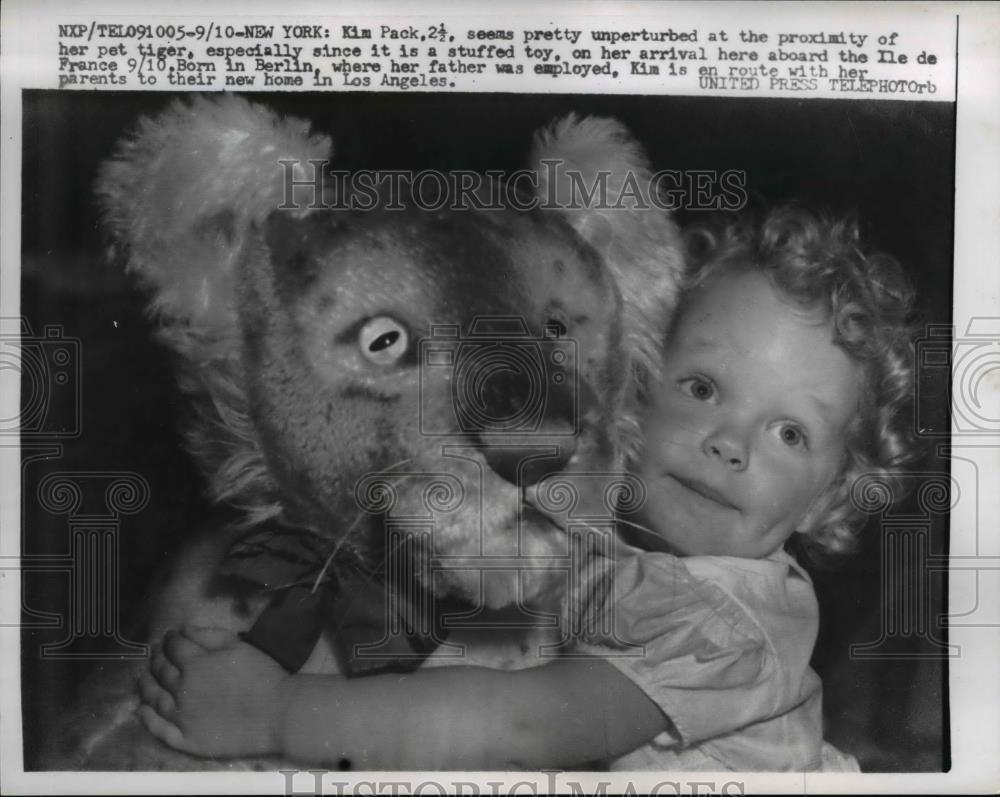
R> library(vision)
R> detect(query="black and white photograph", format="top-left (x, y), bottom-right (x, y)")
top-left (2, 2), bottom-right (998, 794)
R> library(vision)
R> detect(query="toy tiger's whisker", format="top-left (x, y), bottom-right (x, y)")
top-left (614, 516), bottom-right (668, 553)
top-left (311, 466), bottom-right (415, 593)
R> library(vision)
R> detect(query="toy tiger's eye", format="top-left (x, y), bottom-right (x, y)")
top-left (359, 316), bottom-right (409, 365)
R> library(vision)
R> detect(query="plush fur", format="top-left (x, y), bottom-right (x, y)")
top-left (46, 96), bottom-right (682, 770)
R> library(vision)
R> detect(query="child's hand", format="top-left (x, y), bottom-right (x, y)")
top-left (138, 625), bottom-right (289, 759)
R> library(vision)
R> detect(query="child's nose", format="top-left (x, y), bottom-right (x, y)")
top-left (702, 427), bottom-right (749, 471)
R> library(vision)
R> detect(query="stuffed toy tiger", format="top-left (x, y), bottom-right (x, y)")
top-left (43, 95), bottom-right (682, 770)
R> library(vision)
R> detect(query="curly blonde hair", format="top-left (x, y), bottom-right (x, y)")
top-left (679, 205), bottom-right (923, 557)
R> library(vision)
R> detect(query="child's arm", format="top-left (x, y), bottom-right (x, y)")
top-left (139, 626), bottom-right (669, 769)
top-left (277, 656), bottom-right (668, 769)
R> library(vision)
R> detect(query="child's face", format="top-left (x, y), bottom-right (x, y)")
top-left (632, 268), bottom-right (861, 558)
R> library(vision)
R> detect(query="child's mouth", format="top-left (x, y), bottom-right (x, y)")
top-left (670, 474), bottom-right (738, 510)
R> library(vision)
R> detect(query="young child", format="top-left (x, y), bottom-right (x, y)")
top-left (138, 206), bottom-right (919, 771)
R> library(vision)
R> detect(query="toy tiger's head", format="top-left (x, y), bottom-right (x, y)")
top-left (98, 96), bottom-right (682, 612)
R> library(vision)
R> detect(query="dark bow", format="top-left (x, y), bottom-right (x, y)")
top-left (217, 525), bottom-right (455, 675)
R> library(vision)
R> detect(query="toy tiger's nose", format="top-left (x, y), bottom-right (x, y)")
top-left (480, 437), bottom-right (578, 486)
top-left (464, 366), bottom-right (585, 486)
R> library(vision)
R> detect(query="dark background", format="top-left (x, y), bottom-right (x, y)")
top-left (20, 90), bottom-right (954, 770)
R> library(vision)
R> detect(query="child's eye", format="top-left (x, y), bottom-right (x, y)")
top-left (678, 376), bottom-right (716, 402)
top-left (771, 422), bottom-right (808, 450)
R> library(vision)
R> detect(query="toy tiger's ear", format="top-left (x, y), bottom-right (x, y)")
top-left (531, 115), bottom-right (683, 378)
top-left (96, 94), bottom-right (332, 335)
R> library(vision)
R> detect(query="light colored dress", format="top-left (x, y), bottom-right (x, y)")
top-left (577, 544), bottom-right (860, 771)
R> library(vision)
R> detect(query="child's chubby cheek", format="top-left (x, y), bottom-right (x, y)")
top-left (627, 405), bottom-right (834, 558)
